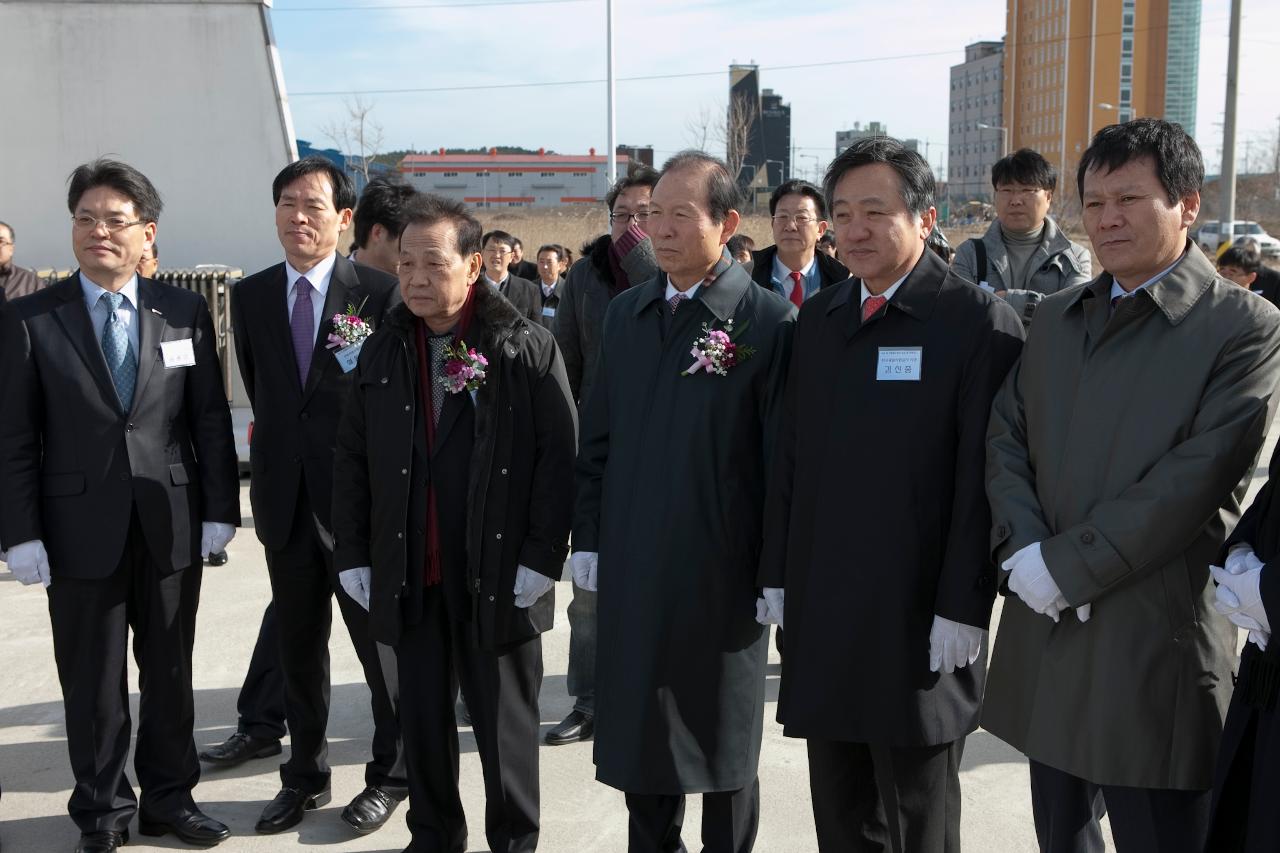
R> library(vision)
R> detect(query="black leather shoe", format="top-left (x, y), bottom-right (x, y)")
top-left (199, 732), bottom-right (282, 766)
top-left (255, 786), bottom-right (331, 834)
top-left (75, 829), bottom-right (128, 853)
top-left (206, 550), bottom-right (229, 566)
top-left (341, 785), bottom-right (401, 834)
top-left (140, 807), bottom-right (231, 845)
top-left (545, 709), bottom-right (594, 745)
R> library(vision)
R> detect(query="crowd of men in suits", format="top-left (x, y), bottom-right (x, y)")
top-left (6, 116), bottom-right (1280, 853)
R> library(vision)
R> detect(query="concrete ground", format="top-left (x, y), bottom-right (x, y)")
top-left (20, 445), bottom-right (1276, 852)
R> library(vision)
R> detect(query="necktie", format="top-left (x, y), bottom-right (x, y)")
top-left (862, 294), bottom-right (887, 323)
top-left (100, 291), bottom-right (136, 411)
top-left (668, 292), bottom-right (688, 314)
top-left (1111, 294), bottom-right (1124, 311)
top-left (788, 271), bottom-right (804, 308)
top-left (428, 335), bottom-right (450, 425)
top-left (290, 276), bottom-right (315, 386)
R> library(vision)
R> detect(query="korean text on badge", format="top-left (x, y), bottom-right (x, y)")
top-left (876, 346), bottom-right (923, 382)
top-left (160, 338), bottom-right (196, 368)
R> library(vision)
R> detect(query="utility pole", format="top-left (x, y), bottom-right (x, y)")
top-left (606, 0), bottom-right (617, 185)
top-left (1220, 0), bottom-right (1242, 234)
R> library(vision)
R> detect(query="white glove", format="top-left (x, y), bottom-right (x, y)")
top-left (5, 540), bottom-right (51, 588)
top-left (1225, 543), bottom-right (1264, 576)
top-left (1211, 564), bottom-right (1271, 634)
top-left (1003, 542), bottom-right (1067, 621)
top-left (201, 521), bottom-right (236, 559)
top-left (929, 615), bottom-right (987, 673)
top-left (513, 564), bottom-right (555, 608)
top-left (754, 587), bottom-right (785, 628)
top-left (570, 551), bottom-right (598, 592)
top-left (339, 566), bottom-right (372, 611)
top-left (1249, 630), bottom-right (1270, 651)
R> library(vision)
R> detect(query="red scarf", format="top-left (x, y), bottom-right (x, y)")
top-left (413, 282), bottom-right (480, 587)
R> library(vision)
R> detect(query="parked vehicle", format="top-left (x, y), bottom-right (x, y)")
top-left (1195, 220), bottom-right (1280, 258)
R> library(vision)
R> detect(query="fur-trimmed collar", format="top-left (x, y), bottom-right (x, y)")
top-left (386, 278), bottom-right (525, 354)
top-left (584, 233), bottom-right (615, 285)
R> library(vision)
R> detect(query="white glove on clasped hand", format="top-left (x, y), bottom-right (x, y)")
top-left (513, 565), bottom-right (555, 608)
top-left (754, 587), bottom-right (785, 629)
top-left (1003, 542), bottom-right (1067, 621)
top-left (200, 522), bottom-right (236, 559)
top-left (1211, 564), bottom-right (1271, 634)
top-left (929, 615), bottom-right (987, 673)
top-left (570, 551), bottom-right (598, 592)
top-left (1226, 543), bottom-right (1265, 576)
top-left (1249, 630), bottom-right (1271, 651)
top-left (5, 540), bottom-right (51, 588)
top-left (338, 567), bottom-right (372, 611)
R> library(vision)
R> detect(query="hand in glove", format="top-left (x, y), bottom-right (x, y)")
top-left (201, 522), bottom-right (236, 559)
top-left (929, 615), bottom-right (987, 673)
top-left (5, 540), bottom-right (51, 588)
top-left (513, 565), bottom-right (554, 608)
top-left (570, 551), bottom-right (598, 592)
top-left (1249, 630), bottom-right (1271, 652)
top-left (339, 567), bottom-right (372, 611)
top-left (1225, 543), bottom-right (1265, 576)
top-left (754, 587), bottom-right (785, 628)
top-left (1211, 564), bottom-right (1271, 634)
top-left (1003, 542), bottom-right (1067, 621)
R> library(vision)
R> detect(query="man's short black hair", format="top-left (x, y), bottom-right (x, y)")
top-left (536, 244), bottom-right (562, 259)
top-left (0, 221), bottom-right (13, 241)
top-left (150, 242), bottom-right (159, 259)
top-left (481, 230), bottom-right (516, 250)
top-left (726, 235), bottom-right (755, 257)
top-left (1219, 242), bottom-right (1262, 273)
top-left (353, 177), bottom-right (416, 249)
top-left (769, 179), bottom-right (828, 218)
top-left (992, 148), bottom-right (1057, 192)
top-left (272, 156), bottom-right (356, 211)
top-left (605, 161), bottom-right (661, 212)
top-left (67, 159), bottom-right (164, 223)
top-left (512, 237), bottom-right (524, 250)
top-left (1077, 118), bottom-right (1203, 204)
top-left (658, 150), bottom-right (741, 224)
top-left (818, 231), bottom-right (837, 249)
top-left (823, 137), bottom-right (934, 218)
top-left (400, 194), bottom-right (483, 259)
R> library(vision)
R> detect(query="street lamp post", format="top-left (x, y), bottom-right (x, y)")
top-left (976, 123), bottom-right (1008, 158)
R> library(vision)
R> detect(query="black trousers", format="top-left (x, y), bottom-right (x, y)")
top-left (1029, 759), bottom-right (1211, 853)
top-left (265, 488), bottom-right (406, 794)
top-left (624, 779), bottom-right (760, 853)
top-left (48, 508), bottom-right (202, 833)
top-left (397, 585), bottom-right (543, 853)
top-left (234, 602), bottom-right (287, 740)
top-left (806, 737), bottom-right (963, 853)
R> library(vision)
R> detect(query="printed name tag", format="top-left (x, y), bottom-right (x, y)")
top-left (541, 305), bottom-right (556, 318)
top-left (978, 281), bottom-right (996, 293)
top-left (335, 341), bottom-right (364, 374)
top-left (160, 338), bottom-right (196, 368)
top-left (876, 347), bottom-right (923, 381)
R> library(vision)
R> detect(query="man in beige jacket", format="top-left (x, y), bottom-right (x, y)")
top-left (984, 119), bottom-right (1280, 852)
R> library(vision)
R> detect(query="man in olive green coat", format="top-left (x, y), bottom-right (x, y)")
top-left (984, 119), bottom-right (1280, 853)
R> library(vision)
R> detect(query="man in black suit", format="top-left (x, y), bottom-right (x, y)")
top-left (0, 159), bottom-right (240, 853)
top-left (758, 138), bottom-right (1024, 852)
top-left (481, 230), bottom-right (541, 322)
top-left (508, 235), bottom-right (539, 280)
top-left (229, 156), bottom-right (405, 836)
top-left (750, 179), bottom-right (848, 307)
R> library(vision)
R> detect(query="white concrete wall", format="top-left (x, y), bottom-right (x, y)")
top-left (0, 0), bottom-right (296, 274)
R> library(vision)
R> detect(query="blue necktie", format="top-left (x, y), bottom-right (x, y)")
top-left (100, 291), bottom-right (137, 411)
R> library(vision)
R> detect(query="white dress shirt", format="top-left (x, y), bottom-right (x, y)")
top-left (285, 253), bottom-right (337, 344)
top-left (859, 273), bottom-right (909, 310)
top-left (1109, 253), bottom-right (1186, 303)
top-left (772, 254), bottom-right (817, 302)
top-left (81, 272), bottom-right (140, 356)
top-left (665, 277), bottom-right (702, 303)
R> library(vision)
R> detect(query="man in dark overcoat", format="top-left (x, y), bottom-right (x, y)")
top-left (331, 194), bottom-right (576, 853)
top-left (573, 150), bottom-right (795, 853)
top-left (757, 137), bottom-right (1024, 852)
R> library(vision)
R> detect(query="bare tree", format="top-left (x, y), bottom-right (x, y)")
top-left (320, 96), bottom-right (385, 183)
top-left (723, 92), bottom-right (759, 185)
top-left (684, 104), bottom-right (715, 152)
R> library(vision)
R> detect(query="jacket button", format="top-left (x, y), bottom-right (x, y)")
top-left (500, 468), bottom-right (508, 475)
top-left (381, 377), bottom-right (389, 384)
top-left (396, 531), bottom-right (404, 539)
top-left (126, 423), bottom-right (135, 432)
top-left (301, 412), bottom-right (309, 421)
top-left (489, 595), bottom-right (496, 602)
top-left (404, 405), bottom-right (411, 412)
top-left (401, 468), bottom-right (408, 475)
top-left (495, 533), bottom-right (503, 540)
top-left (1081, 532), bottom-right (1095, 544)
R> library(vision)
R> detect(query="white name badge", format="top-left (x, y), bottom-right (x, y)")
top-left (335, 341), bottom-right (364, 374)
top-left (541, 305), bottom-right (556, 318)
top-left (978, 281), bottom-right (996, 293)
top-left (160, 338), bottom-right (196, 368)
top-left (876, 347), bottom-right (923, 381)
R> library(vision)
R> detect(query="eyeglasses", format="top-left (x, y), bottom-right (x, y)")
top-left (994, 187), bottom-right (1045, 198)
top-left (609, 212), bottom-right (651, 224)
top-left (72, 215), bottom-right (144, 233)
top-left (771, 214), bottom-right (818, 227)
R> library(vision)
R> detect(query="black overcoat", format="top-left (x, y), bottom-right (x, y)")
top-left (758, 249), bottom-right (1024, 745)
top-left (574, 257), bottom-right (795, 794)
top-left (331, 283), bottom-right (577, 650)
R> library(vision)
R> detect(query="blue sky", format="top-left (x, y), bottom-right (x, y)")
top-left (273, 0), bottom-right (1279, 180)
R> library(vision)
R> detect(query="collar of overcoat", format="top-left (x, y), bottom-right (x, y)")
top-left (1066, 239), bottom-right (1216, 328)
top-left (825, 247), bottom-right (949, 338)
top-left (631, 248), bottom-right (747, 322)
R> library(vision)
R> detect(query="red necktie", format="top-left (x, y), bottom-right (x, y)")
top-left (788, 271), bottom-right (804, 308)
top-left (862, 295), bottom-right (887, 323)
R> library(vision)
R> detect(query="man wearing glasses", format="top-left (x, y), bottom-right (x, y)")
top-left (480, 230), bottom-right (541, 324)
top-left (952, 148), bottom-right (1091, 325)
top-left (547, 161), bottom-right (660, 748)
top-left (0, 220), bottom-right (43, 303)
top-left (0, 160), bottom-right (240, 852)
top-left (750, 180), bottom-right (848, 308)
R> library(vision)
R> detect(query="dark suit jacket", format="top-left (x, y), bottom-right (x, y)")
top-left (0, 275), bottom-right (240, 576)
top-left (509, 259), bottom-right (538, 281)
top-left (492, 273), bottom-right (541, 325)
top-left (749, 245), bottom-right (848, 299)
top-left (231, 253), bottom-right (398, 552)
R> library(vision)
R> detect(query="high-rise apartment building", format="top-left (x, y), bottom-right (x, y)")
top-left (1004, 0), bottom-right (1201, 203)
top-left (728, 65), bottom-right (791, 190)
top-left (949, 40), bottom-right (1005, 203)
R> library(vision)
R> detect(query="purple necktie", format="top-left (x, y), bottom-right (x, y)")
top-left (290, 276), bottom-right (315, 386)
